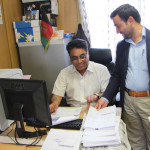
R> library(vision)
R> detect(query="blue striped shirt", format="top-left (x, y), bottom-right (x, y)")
top-left (125, 27), bottom-right (149, 91)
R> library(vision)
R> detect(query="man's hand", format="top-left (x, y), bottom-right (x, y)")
top-left (85, 94), bottom-right (98, 103)
top-left (49, 94), bottom-right (62, 113)
top-left (95, 98), bottom-right (108, 110)
top-left (49, 103), bottom-right (58, 113)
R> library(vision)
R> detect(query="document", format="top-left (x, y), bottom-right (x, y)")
top-left (51, 107), bottom-right (82, 126)
top-left (23, 75), bottom-right (31, 79)
top-left (82, 106), bottom-right (121, 147)
top-left (83, 116), bottom-right (120, 137)
top-left (0, 136), bottom-right (44, 145)
top-left (41, 129), bottom-right (83, 150)
top-left (82, 134), bottom-right (121, 147)
top-left (148, 116), bottom-right (150, 122)
top-left (83, 106), bottom-right (117, 129)
top-left (52, 116), bottom-right (79, 126)
top-left (51, 107), bottom-right (82, 119)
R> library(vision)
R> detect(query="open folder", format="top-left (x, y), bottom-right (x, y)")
top-left (51, 107), bottom-right (82, 126)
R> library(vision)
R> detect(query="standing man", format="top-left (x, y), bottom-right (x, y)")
top-left (95, 4), bottom-right (150, 150)
top-left (49, 38), bottom-right (110, 113)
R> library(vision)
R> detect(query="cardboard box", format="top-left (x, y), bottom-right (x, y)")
top-left (13, 20), bottom-right (41, 43)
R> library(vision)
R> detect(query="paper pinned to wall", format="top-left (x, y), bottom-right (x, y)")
top-left (0, 5), bottom-right (3, 24)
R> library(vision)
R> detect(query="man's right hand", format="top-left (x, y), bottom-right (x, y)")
top-left (95, 98), bottom-right (108, 110)
top-left (49, 94), bottom-right (62, 113)
top-left (49, 103), bottom-right (58, 113)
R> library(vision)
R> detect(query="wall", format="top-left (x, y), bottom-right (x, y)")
top-left (0, 0), bottom-right (23, 68)
top-left (0, 0), bottom-right (79, 68)
top-left (57, 0), bottom-right (80, 33)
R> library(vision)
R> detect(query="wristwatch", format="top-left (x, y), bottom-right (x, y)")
top-left (94, 93), bottom-right (100, 100)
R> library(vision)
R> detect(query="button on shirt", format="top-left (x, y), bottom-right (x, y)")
top-left (125, 27), bottom-right (149, 91)
top-left (52, 61), bottom-right (110, 107)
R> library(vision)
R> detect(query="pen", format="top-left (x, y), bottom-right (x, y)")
top-left (142, 49), bottom-right (144, 55)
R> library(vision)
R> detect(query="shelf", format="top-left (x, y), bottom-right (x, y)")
top-left (17, 38), bottom-right (72, 47)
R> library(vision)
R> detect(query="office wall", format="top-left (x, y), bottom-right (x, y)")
top-left (0, 0), bottom-right (23, 68)
top-left (0, 0), bottom-right (79, 68)
top-left (57, 0), bottom-right (80, 33)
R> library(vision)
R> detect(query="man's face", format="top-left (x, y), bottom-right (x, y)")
top-left (70, 48), bottom-right (89, 75)
top-left (112, 14), bottom-right (132, 39)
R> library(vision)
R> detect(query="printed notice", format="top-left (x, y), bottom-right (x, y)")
top-left (0, 5), bottom-right (3, 24)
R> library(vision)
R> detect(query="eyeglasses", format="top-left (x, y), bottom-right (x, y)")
top-left (70, 53), bottom-right (87, 62)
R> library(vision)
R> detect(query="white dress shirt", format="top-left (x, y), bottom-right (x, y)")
top-left (52, 61), bottom-right (110, 107)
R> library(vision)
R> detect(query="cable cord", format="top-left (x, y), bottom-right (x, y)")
top-left (7, 121), bottom-right (43, 147)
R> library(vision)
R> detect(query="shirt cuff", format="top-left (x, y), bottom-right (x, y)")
top-left (101, 97), bottom-right (109, 103)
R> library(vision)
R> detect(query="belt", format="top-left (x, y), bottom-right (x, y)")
top-left (125, 88), bottom-right (150, 97)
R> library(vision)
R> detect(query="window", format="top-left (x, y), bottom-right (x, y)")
top-left (84, 0), bottom-right (150, 61)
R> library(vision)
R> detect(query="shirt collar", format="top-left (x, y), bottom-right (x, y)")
top-left (71, 61), bottom-right (94, 74)
top-left (125, 26), bottom-right (146, 44)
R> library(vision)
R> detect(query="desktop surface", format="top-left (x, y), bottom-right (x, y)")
top-left (0, 107), bottom-right (86, 150)
top-left (0, 107), bottom-right (126, 150)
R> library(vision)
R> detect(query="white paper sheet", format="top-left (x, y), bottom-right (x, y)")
top-left (82, 128), bottom-right (121, 147)
top-left (0, 5), bottom-right (3, 24)
top-left (84, 106), bottom-right (117, 129)
top-left (148, 116), bottom-right (150, 122)
top-left (83, 116), bottom-right (120, 136)
top-left (52, 116), bottom-right (79, 126)
top-left (82, 106), bottom-right (122, 147)
top-left (41, 129), bottom-right (83, 150)
top-left (51, 107), bottom-right (82, 119)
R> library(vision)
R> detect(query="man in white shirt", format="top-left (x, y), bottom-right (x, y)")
top-left (49, 39), bottom-right (110, 113)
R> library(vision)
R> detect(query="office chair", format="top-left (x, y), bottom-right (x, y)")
top-left (89, 48), bottom-right (114, 74)
top-left (89, 48), bottom-right (119, 106)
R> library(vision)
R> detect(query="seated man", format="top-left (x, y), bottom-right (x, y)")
top-left (49, 39), bottom-right (110, 113)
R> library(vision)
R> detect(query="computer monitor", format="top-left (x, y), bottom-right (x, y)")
top-left (0, 78), bottom-right (52, 138)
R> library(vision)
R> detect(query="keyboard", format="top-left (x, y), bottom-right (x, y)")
top-left (26, 119), bottom-right (83, 130)
top-left (51, 119), bottom-right (83, 130)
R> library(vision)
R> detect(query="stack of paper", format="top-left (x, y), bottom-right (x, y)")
top-left (51, 107), bottom-right (82, 126)
top-left (82, 105), bottom-right (121, 147)
top-left (41, 129), bottom-right (83, 150)
top-left (148, 116), bottom-right (150, 122)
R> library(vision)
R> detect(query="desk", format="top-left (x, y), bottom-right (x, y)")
top-left (0, 107), bottom-right (131, 150)
top-left (0, 107), bottom-right (86, 150)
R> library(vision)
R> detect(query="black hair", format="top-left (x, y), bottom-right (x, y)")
top-left (110, 4), bottom-right (141, 23)
top-left (66, 39), bottom-right (88, 55)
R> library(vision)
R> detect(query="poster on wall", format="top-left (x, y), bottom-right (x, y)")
top-left (0, 5), bottom-right (3, 24)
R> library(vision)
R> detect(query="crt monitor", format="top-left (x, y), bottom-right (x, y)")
top-left (0, 78), bottom-right (52, 138)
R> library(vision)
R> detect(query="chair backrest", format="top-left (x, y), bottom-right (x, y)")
top-left (89, 48), bottom-right (114, 74)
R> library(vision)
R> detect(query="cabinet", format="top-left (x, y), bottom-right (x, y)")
top-left (18, 39), bottom-right (71, 98)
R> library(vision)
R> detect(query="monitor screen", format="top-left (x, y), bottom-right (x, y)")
top-left (0, 78), bottom-right (52, 138)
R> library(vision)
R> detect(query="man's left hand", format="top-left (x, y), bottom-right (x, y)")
top-left (85, 95), bottom-right (98, 103)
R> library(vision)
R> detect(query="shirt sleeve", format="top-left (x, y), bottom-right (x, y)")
top-left (101, 97), bottom-right (109, 103)
top-left (52, 70), bottom-right (67, 97)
